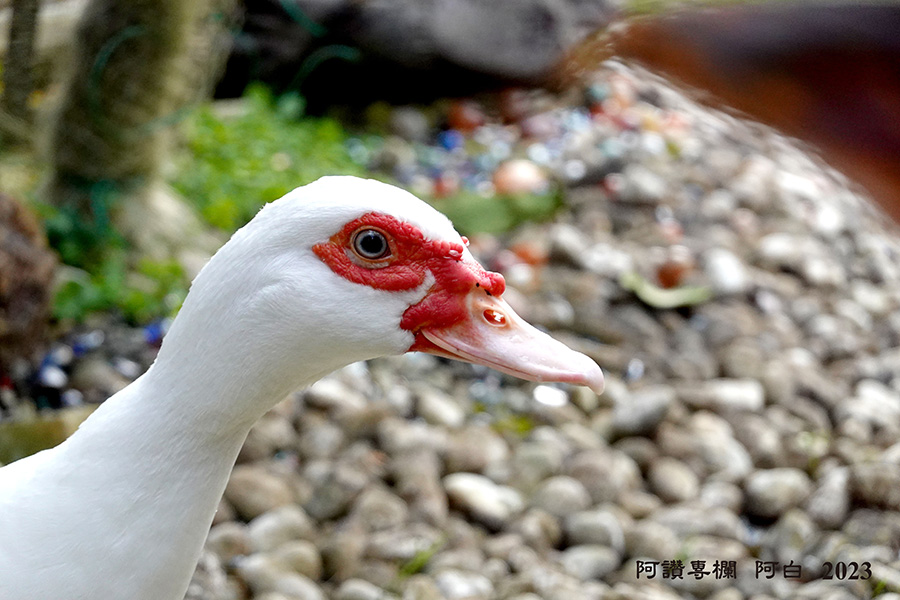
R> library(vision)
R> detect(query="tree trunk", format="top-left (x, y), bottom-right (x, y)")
top-left (2, 0), bottom-right (40, 144)
top-left (45, 0), bottom-right (234, 264)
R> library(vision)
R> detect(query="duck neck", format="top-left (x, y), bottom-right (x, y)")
top-left (29, 308), bottom-right (319, 600)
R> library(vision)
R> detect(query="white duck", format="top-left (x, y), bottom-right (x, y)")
top-left (0, 176), bottom-right (603, 600)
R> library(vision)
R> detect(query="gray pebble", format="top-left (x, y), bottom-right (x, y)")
top-left (225, 466), bottom-right (294, 521)
top-left (248, 505), bottom-right (315, 553)
top-left (805, 467), bottom-right (850, 529)
top-left (744, 468), bottom-right (813, 519)
top-left (444, 472), bottom-right (524, 529)
top-left (270, 540), bottom-right (322, 580)
top-left (206, 521), bottom-right (249, 564)
top-left (563, 509), bottom-right (626, 550)
top-left (612, 385), bottom-right (674, 438)
top-left (416, 389), bottom-right (466, 428)
top-left (703, 248), bottom-right (749, 296)
top-left (434, 569), bottom-right (493, 600)
top-left (530, 475), bottom-right (592, 517)
top-left (566, 449), bottom-right (642, 504)
top-left (559, 544), bottom-right (621, 581)
top-left (648, 457), bottom-right (700, 503)
top-left (350, 486), bottom-right (409, 532)
top-left (678, 378), bottom-right (765, 413)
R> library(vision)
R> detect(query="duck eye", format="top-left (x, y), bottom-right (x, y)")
top-left (352, 229), bottom-right (391, 260)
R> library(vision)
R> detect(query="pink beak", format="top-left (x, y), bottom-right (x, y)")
top-left (413, 288), bottom-right (605, 394)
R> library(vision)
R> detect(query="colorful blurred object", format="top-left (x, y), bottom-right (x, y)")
top-left (567, 3), bottom-right (900, 222)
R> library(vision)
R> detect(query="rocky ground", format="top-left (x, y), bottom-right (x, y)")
top-left (191, 62), bottom-right (900, 600)
top-left (8, 61), bottom-right (900, 600)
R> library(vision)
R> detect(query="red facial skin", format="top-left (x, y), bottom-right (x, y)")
top-left (312, 213), bottom-right (506, 350)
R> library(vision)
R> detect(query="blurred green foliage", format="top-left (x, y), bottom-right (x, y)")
top-left (172, 83), bottom-right (560, 236)
top-left (38, 199), bottom-right (187, 323)
top-left (431, 188), bottom-right (562, 236)
top-left (52, 253), bottom-right (187, 324)
top-left (397, 538), bottom-right (445, 578)
top-left (172, 84), bottom-right (367, 231)
top-left (43, 83), bottom-right (562, 323)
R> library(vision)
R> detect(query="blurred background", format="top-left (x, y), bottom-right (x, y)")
top-left (2, 1), bottom-right (900, 598)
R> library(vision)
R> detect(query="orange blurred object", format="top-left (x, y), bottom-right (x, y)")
top-left (567, 4), bottom-right (900, 222)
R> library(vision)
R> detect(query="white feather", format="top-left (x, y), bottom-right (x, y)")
top-left (0, 176), bottom-right (465, 600)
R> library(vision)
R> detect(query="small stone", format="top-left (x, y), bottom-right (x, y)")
top-left (530, 475), bottom-right (591, 517)
top-left (234, 553), bottom-right (326, 600)
top-left (445, 424), bottom-right (509, 474)
top-left (650, 505), bottom-right (744, 540)
top-left (849, 463), bottom-right (900, 510)
top-left (695, 430), bottom-right (754, 483)
top-left (619, 163), bottom-right (667, 204)
top-left (336, 578), bottom-right (390, 600)
top-left (731, 414), bottom-right (783, 468)
top-left (304, 378), bottom-right (367, 413)
top-left (520, 112), bottom-right (559, 139)
top-left (567, 449), bottom-right (642, 504)
top-left (581, 242), bottom-right (634, 278)
top-left (730, 155), bottom-right (775, 209)
top-left (206, 522), bottom-right (250, 564)
top-left (240, 413), bottom-right (298, 462)
top-left (703, 248), bottom-right (749, 296)
top-left (744, 468), bottom-right (813, 520)
top-left (509, 440), bottom-right (565, 491)
top-left (447, 100), bottom-right (485, 132)
top-left (656, 248), bottom-right (694, 289)
top-left (756, 232), bottom-right (805, 270)
top-left (719, 339), bottom-right (765, 380)
top-left (678, 378), bottom-right (765, 413)
top-left (248, 505), bottom-right (315, 553)
top-left (351, 486), bottom-right (409, 532)
top-left (377, 418), bottom-right (447, 455)
top-left (254, 594), bottom-right (296, 600)
top-left (428, 547), bottom-right (487, 574)
top-left (69, 357), bottom-right (128, 396)
top-left (699, 481), bottom-right (744, 513)
top-left (319, 528), bottom-right (366, 581)
top-left (493, 159), bottom-right (548, 195)
top-left (532, 384), bottom-right (568, 408)
top-left (509, 508), bottom-right (562, 551)
top-left (838, 380), bottom-right (900, 440)
top-left (305, 460), bottom-right (370, 521)
top-left (211, 498), bottom-right (236, 526)
top-left (762, 509), bottom-right (817, 566)
top-left (851, 279), bottom-right (892, 316)
top-left (400, 575), bottom-right (444, 600)
top-left (417, 389), bottom-right (465, 428)
top-left (444, 473), bottom-right (524, 529)
top-left (648, 457), bottom-right (700, 503)
top-left (271, 540), bottom-right (323, 580)
top-left (564, 509), bottom-right (626, 550)
top-left (390, 106), bottom-right (430, 142)
top-left (185, 550), bottom-right (230, 600)
top-left (559, 545), bottom-right (620, 581)
top-left (613, 437), bottom-right (659, 471)
top-left (707, 589), bottom-right (743, 600)
top-left (625, 520), bottom-right (680, 560)
top-left (225, 466), bottom-right (294, 521)
top-left (434, 569), bottom-right (493, 600)
top-left (612, 385), bottom-right (674, 437)
top-left (619, 489), bottom-right (662, 519)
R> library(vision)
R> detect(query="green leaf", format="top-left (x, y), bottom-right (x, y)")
top-left (619, 271), bottom-right (713, 308)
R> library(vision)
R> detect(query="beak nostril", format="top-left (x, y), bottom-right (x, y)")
top-left (483, 308), bottom-right (507, 327)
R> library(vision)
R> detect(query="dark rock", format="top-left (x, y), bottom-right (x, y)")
top-left (0, 193), bottom-right (56, 370)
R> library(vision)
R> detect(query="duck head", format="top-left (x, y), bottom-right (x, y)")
top-left (159, 176), bottom-right (602, 419)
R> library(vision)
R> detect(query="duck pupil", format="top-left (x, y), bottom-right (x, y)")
top-left (357, 230), bottom-right (387, 258)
